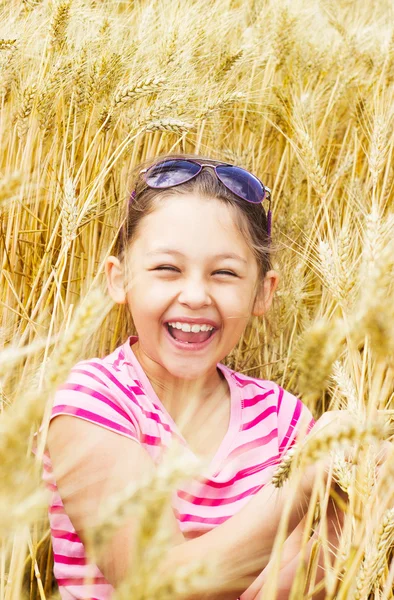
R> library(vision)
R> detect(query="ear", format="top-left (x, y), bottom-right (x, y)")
top-left (105, 256), bottom-right (127, 305)
top-left (252, 270), bottom-right (279, 317)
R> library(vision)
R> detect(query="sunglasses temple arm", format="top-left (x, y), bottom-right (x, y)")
top-left (266, 194), bottom-right (272, 242)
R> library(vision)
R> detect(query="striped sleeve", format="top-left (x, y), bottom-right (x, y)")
top-left (50, 360), bottom-right (141, 443)
top-left (276, 385), bottom-right (315, 456)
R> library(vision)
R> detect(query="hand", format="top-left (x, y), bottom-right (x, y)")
top-left (301, 410), bottom-right (393, 491)
top-left (308, 409), bottom-right (355, 437)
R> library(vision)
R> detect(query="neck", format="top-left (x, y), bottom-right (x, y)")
top-left (132, 340), bottom-right (228, 426)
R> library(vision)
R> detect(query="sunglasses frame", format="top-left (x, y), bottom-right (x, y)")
top-left (140, 158), bottom-right (271, 206)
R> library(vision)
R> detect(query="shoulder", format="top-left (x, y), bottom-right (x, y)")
top-left (223, 365), bottom-right (315, 446)
top-left (58, 341), bottom-right (144, 397)
top-left (227, 365), bottom-right (312, 411)
top-left (51, 343), bottom-right (147, 442)
top-left (221, 363), bottom-right (288, 409)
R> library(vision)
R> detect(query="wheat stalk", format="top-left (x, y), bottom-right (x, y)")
top-left (16, 84), bottom-right (36, 138)
top-left (271, 443), bottom-right (299, 488)
top-left (318, 239), bottom-right (342, 301)
top-left (214, 50), bottom-right (244, 81)
top-left (72, 45), bottom-right (88, 109)
top-left (0, 289), bottom-right (112, 477)
top-left (0, 41), bottom-right (18, 98)
top-left (272, 6), bottom-right (298, 69)
top-left (332, 450), bottom-right (353, 494)
top-left (355, 508), bottom-right (394, 599)
top-left (2, 1), bottom-right (394, 598)
top-left (49, 1), bottom-right (71, 52)
top-left (196, 92), bottom-right (246, 120)
top-left (330, 361), bottom-right (359, 413)
top-left (272, 420), bottom-right (382, 488)
top-left (368, 114), bottom-right (391, 188)
top-left (295, 127), bottom-right (328, 199)
top-left (113, 77), bottom-right (166, 107)
top-left (60, 176), bottom-right (79, 248)
top-left (0, 40), bottom-right (17, 50)
top-left (296, 318), bottom-right (344, 400)
top-left (0, 171), bottom-right (25, 208)
top-left (142, 117), bottom-right (193, 134)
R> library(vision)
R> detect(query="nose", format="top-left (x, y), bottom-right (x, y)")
top-left (177, 275), bottom-right (212, 309)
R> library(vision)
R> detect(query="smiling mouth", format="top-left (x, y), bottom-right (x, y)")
top-left (165, 323), bottom-right (215, 344)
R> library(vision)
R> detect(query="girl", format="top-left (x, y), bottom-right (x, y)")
top-left (45, 154), bottom-right (337, 600)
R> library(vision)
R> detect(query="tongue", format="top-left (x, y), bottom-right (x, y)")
top-left (169, 325), bottom-right (212, 344)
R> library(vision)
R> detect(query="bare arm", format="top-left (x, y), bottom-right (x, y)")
top-left (256, 488), bottom-right (345, 600)
top-left (240, 512), bottom-right (311, 600)
top-left (239, 410), bottom-right (352, 600)
top-left (47, 415), bottom-right (314, 600)
top-left (158, 475), bottom-right (314, 599)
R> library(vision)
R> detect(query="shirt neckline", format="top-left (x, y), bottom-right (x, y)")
top-left (122, 335), bottom-right (242, 477)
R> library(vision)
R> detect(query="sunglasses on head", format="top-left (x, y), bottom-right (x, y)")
top-left (131, 158), bottom-right (272, 238)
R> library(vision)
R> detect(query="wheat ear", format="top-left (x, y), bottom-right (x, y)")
top-left (0, 39), bottom-right (17, 49)
top-left (16, 84), bottom-right (36, 138)
top-left (142, 118), bottom-right (193, 134)
top-left (271, 443), bottom-right (299, 488)
top-left (272, 421), bottom-right (382, 488)
top-left (112, 77), bottom-right (166, 107)
top-left (49, 1), bottom-right (71, 52)
top-left (354, 508), bottom-right (394, 599)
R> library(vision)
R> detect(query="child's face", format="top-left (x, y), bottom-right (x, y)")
top-left (108, 193), bottom-right (276, 380)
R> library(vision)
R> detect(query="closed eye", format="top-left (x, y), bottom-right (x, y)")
top-left (215, 270), bottom-right (238, 277)
top-left (154, 266), bottom-right (238, 277)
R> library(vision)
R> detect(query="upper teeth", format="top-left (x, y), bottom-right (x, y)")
top-left (168, 322), bottom-right (215, 333)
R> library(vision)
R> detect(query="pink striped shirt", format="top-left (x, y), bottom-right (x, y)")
top-left (43, 335), bottom-right (315, 599)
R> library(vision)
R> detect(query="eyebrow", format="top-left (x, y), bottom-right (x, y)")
top-left (146, 248), bottom-right (247, 264)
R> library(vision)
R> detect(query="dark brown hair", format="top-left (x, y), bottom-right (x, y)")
top-left (116, 152), bottom-right (273, 281)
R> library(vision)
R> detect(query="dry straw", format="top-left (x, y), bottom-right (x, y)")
top-left (0, 288), bottom-right (112, 532)
top-left (112, 77), bottom-right (166, 107)
top-left (49, 1), bottom-right (71, 52)
top-left (271, 420), bottom-right (383, 489)
top-left (354, 508), bottom-right (394, 599)
top-left (330, 360), bottom-right (359, 413)
top-left (16, 84), bottom-right (36, 138)
top-left (296, 318), bottom-right (345, 401)
top-left (1, 0), bottom-right (394, 598)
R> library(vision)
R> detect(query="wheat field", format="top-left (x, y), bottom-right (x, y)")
top-left (1, 0), bottom-right (394, 598)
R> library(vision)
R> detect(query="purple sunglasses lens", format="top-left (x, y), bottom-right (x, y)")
top-left (216, 165), bottom-right (265, 204)
top-left (145, 160), bottom-right (200, 188)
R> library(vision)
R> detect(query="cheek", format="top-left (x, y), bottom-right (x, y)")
top-left (221, 294), bottom-right (255, 332)
top-left (223, 314), bottom-right (250, 330)
top-left (127, 284), bottom-right (168, 322)
top-left (222, 288), bottom-right (254, 314)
